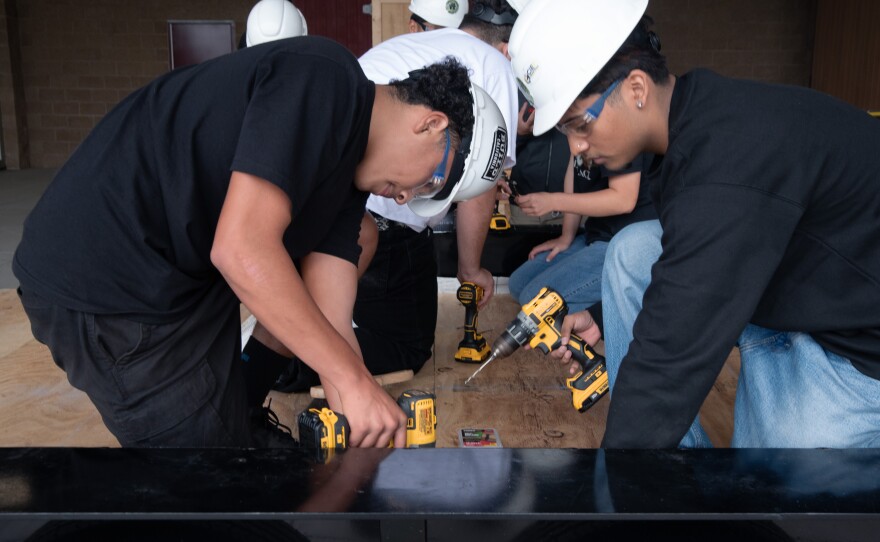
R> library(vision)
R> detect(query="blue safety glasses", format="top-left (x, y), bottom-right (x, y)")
top-left (412, 128), bottom-right (451, 199)
top-left (555, 79), bottom-right (622, 135)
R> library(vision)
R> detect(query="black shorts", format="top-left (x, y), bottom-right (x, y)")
top-left (18, 282), bottom-right (250, 447)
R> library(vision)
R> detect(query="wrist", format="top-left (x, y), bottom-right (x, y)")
top-left (458, 266), bottom-right (482, 282)
top-left (583, 312), bottom-right (595, 329)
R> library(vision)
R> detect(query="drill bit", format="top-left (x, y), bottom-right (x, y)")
top-left (464, 352), bottom-right (497, 385)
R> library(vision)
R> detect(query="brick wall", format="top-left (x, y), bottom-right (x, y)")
top-left (648, 0), bottom-right (816, 86)
top-left (9, 0), bottom-right (253, 169)
top-left (1, 0), bottom-right (817, 170)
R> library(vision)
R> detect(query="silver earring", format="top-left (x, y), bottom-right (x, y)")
top-left (577, 142), bottom-right (584, 149)
top-left (637, 101), bottom-right (644, 109)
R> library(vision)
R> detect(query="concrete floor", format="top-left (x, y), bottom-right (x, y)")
top-left (0, 169), bottom-right (54, 289)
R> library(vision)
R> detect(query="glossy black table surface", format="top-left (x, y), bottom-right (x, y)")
top-left (1, 447), bottom-right (879, 518)
top-left (2, 447), bottom-right (879, 542)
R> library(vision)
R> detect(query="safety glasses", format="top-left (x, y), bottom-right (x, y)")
top-left (412, 128), bottom-right (451, 199)
top-left (555, 79), bottom-right (621, 135)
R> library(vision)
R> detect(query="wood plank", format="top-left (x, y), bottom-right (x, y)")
top-left (309, 370), bottom-right (415, 399)
top-left (1, 289), bottom-right (737, 448)
top-left (371, 0), bottom-right (411, 46)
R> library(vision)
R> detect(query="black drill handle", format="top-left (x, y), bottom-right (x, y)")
top-left (532, 313), bottom-right (602, 371)
top-left (458, 283), bottom-right (482, 332)
top-left (563, 333), bottom-right (604, 371)
top-left (464, 303), bottom-right (479, 332)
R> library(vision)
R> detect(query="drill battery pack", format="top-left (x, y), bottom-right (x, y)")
top-left (566, 359), bottom-right (609, 413)
top-left (397, 390), bottom-right (437, 448)
top-left (297, 407), bottom-right (349, 455)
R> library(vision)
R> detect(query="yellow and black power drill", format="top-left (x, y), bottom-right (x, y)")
top-left (490, 202), bottom-right (511, 231)
top-left (454, 282), bottom-right (491, 363)
top-left (397, 389), bottom-right (437, 448)
top-left (298, 390), bottom-right (437, 456)
top-left (298, 406), bottom-right (349, 461)
top-left (464, 287), bottom-right (609, 412)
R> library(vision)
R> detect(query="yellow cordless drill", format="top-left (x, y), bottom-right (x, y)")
top-left (490, 202), bottom-right (511, 231)
top-left (397, 389), bottom-right (437, 448)
top-left (297, 406), bottom-right (349, 461)
top-left (298, 390), bottom-right (437, 457)
top-left (454, 282), bottom-right (491, 363)
top-left (465, 287), bottom-right (609, 412)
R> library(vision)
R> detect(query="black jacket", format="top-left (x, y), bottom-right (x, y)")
top-left (604, 69), bottom-right (880, 448)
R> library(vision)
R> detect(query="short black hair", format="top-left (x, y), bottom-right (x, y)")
top-left (388, 56), bottom-right (475, 147)
top-left (580, 15), bottom-right (669, 100)
top-left (410, 13), bottom-right (428, 31)
top-left (459, 0), bottom-right (517, 45)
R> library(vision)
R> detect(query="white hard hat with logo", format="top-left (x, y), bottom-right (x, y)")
top-left (246, 0), bottom-right (308, 47)
top-left (408, 83), bottom-right (508, 218)
top-left (409, 0), bottom-right (469, 28)
top-left (509, 0), bottom-right (648, 135)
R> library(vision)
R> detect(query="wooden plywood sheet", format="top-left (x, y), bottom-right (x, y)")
top-left (2, 289), bottom-right (736, 448)
top-left (236, 294), bottom-right (735, 448)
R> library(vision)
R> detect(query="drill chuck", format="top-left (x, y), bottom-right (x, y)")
top-left (464, 309), bottom-right (538, 384)
top-left (489, 309), bottom-right (539, 359)
top-left (465, 287), bottom-right (609, 412)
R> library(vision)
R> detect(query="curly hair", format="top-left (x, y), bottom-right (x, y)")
top-left (388, 56), bottom-right (475, 148)
top-left (580, 15), bottom-right (669, 101)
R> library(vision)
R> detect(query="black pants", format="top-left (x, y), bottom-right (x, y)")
top-left (353, 225), bottom-right (437, 375)
top-left (18, 282), bottom-right (251, 447)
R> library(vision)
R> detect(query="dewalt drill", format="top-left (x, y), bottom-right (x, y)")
top-left (397, 389), bottom-right (437, 448)
top-left (465, 287), bottom-right (609, 412)
top-left (490, 202), bottom-right (512, 231)
top-left (298, 390), bottom-right (437, 456)
top-left (298, 406), bottom-right (349, 461)
top-left (454, 282), bottom-right (491, 363)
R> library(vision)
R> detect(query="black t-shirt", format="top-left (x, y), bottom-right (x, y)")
top-left (14, 37), bottom-right (373, 322)
top-left (604, 69), bottom-right (880, 448)
top-left (572, 153), bottom-right (657, 243)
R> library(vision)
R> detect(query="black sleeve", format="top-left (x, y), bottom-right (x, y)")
top-left (602, 176), bottom-right (805, 448)
top-left (231, 51), bottom-right (356, 219)
top-left (312, 186), bottom-right (368, 266)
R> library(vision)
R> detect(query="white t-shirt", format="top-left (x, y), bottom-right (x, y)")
top-left (359, 28), bottom-right (518, 231)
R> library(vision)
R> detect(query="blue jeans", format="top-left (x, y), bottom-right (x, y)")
top-left (602, 220), bottom-right (880, 448)
top-left (508, 234), bottom-right (607, 313)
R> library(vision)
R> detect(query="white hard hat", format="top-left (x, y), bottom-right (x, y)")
top-left (246, 0), bottom-right (308, 47)
top-left (509, 0), bottom-right (648, 135)
top-left (408, 83), bottom-right (508, 218)
top-left (409, 0), bottom-right (468, 28)
top-left (505, 0), bottom-right (530, 14)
